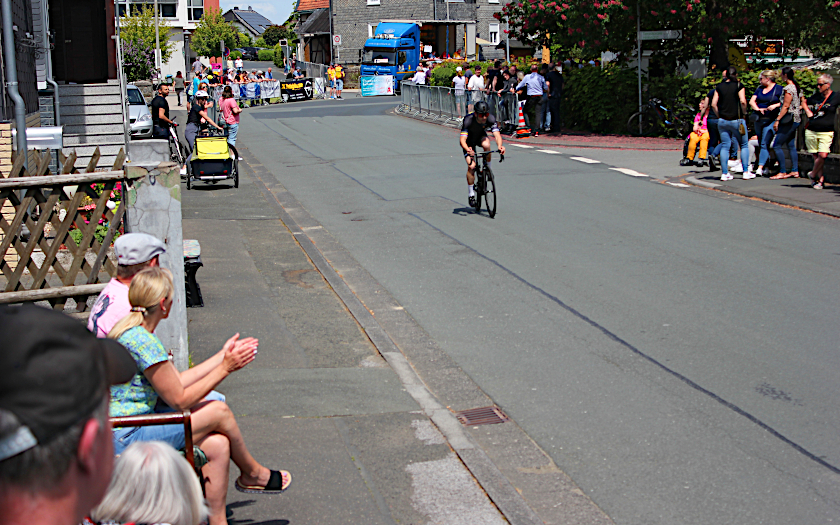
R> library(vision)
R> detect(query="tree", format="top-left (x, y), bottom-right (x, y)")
top-left (236, 31), bottom-right (252, 47)
top-left (120, 6), bottom-right (174, 64)
top-left (191, 7), bottom-right (238, 57)
top-left (262, 25), bottom-right (284, 46)
top-left (497, 0), bottom-right (795, 71)
top-left (122, 40), bottom-right (158, 82)
top-left (255, 36), bottom-right (267, 47)
top-left (263, 20), bottom-right (298, 46)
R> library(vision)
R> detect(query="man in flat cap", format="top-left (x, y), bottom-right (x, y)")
top-left (88, 233), bottom-right (166, 338)
top-left (0, 305), bottom-right (136, 525)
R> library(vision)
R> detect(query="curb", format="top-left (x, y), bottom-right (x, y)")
top-left (684, 176), bottom-right (840, 219)
top-left (242, 151), bottom-right (546, 525)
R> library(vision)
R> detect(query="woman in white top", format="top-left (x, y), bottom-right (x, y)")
top-left (452, 67), bottom-right (467, 116)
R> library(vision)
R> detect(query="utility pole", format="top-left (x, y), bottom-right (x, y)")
top-left (154, 0), bottom-right (160, 72)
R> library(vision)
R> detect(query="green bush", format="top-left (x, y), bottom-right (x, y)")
top-left (229, 50), bottom-right (242, 60)
top-left (68, 225), bottom-right (118, 247)
top-left (257, 49), bottom-right (274, 61)
top-left (273, 44), bottom-right (284, 69)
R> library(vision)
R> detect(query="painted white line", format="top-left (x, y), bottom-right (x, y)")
top-left (610, 167), bottom-right (648, 177)
top-left (570, 156), bottom-right (600, 164)
top-left (510, 144), bottom-right (535, 148)
top-left (668, 182), bottom-right (691, 188)
top-left (537, 149), bottom-right (561, 154)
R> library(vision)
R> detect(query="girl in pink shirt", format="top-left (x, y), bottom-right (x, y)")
top-left (220, 85), bottom-right (242, 146)
top-left (681, 99), bottom-right (710, 167)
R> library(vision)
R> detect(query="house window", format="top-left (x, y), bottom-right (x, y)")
top-left (368, 23), bottom-right (378, 37)
top-left (488, 0), bottom-right (499, 4)
top-left (488, 23), bottom-right (499, 44)
top-left (367, 0), bottom-right (380, 5)
top-left (188, 0), bottom-right (204, 21)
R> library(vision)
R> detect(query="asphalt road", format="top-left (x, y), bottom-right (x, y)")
top-left (233, 96), bottom-right (840, 524)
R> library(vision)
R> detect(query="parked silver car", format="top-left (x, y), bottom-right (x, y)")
top-left (127, 84), bottom-right (153, 139)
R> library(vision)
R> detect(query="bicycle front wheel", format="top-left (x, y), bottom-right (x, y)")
top-left (484, 166), bottom-right (496, 218)
top-left (627, 109), bottom-right (657, 137)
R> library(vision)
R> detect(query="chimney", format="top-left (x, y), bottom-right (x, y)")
top-left (233, 6), bottom-right (239, 9)
top-left (248, 5), bottom-right (253, 10)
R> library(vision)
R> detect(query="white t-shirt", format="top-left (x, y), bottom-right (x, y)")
top-left (453, 75), bottom-right (466, 95)
top-left (468, 75), bottom-right (485, 91)
top-left (235, 58), bottom-right (243, 68)
top-left (412, 70), bottom-right (426, 84)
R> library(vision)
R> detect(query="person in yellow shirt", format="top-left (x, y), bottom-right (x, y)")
top-left (334, 63), bottom-right (344, 100)
top-left (327, 64), bottom-right (336, 99)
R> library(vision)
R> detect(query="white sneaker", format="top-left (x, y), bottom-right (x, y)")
top-left (721, 173), bottom-right (734, 181)
top-left (729, 163), bottom-right (743, 174)
top-left (743, 171), bottom-right (756, 179)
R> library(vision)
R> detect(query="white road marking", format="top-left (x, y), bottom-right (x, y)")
top-left (510, 144), bottom-right (535, 148)
top-left (302, 225), bottom-right (324, 231)
top-left (610, 167), bottom-right (648, 177)
top-left (537, 149), bottom-right (561, 154)
top-left (570, 156), bottom-right (600, 164)
top-left (668, 182), bottom-right (691, 188)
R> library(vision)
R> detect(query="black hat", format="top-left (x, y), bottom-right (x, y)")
top-left (0, 305), bottom-right (136, 461)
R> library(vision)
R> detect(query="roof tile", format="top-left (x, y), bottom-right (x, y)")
top-left (297, 0), bottom-right (329, 12)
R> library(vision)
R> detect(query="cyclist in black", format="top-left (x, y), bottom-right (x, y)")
top-left (460, 101), bottom-right (505, 207)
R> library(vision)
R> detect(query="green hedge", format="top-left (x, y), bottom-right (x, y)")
top-left (560, 65), bottom-right (821, 135)
top-left (229, 50), bottom-right (242, 60)
top-left (273, 44), bottom-right (284, 69)
top-left (257, 49), bottom-right (274, 61)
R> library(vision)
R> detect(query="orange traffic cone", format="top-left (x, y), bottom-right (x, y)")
top-left (515, 101), bottom-right (530, 139)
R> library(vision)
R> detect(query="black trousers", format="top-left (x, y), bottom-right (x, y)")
top-left (524, 96), bottom-right (541, 135)
top-left (548, 96), bottom-right (561, 132)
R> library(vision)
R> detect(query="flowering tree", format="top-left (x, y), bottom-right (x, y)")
top-left (121, 40), bottom-right (158, 82)
top-left (497, 0), bottom-right (795, 70)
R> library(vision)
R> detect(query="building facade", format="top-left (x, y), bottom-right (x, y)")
top-left (330, 0), bottom-right (505, 65)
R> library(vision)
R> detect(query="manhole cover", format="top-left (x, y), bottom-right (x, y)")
top-left (453, 406), bottom-right (509, 426)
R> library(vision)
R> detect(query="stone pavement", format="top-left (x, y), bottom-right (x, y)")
top-left (176, 113), bottom-right (614, 524)
top-left (685, 169), bottom-right (840, 218)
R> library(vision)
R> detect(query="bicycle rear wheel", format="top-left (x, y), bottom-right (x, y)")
top-left (484, 166), bottom-right (496, 218)
top-left (627, 109), bottom-right (657, 137)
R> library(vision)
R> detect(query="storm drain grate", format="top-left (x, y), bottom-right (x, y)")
top-left (453, 406), bottom-right (510, 426)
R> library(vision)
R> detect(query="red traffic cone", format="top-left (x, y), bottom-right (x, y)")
top-left (515, 101), bottom-right (530, 139)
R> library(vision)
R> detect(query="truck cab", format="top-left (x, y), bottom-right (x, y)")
top-left (361, 22), bottom-right (420, 93)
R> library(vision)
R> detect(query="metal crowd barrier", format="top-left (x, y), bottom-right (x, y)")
top-left (396, 81), bottom-right (520, 128)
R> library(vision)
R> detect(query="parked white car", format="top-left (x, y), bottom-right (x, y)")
top-left (127, 84), bottom-right (152, 139)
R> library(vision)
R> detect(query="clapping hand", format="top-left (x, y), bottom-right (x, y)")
top-left (222, 333), bottom-right (259, 373)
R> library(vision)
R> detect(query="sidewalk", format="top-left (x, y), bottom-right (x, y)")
top-left (685, 170), bottom-right (840, 218)
top-left (179, 132), bottom-right (612, 524)
top-left (505, 130), bottom-right (682, 151)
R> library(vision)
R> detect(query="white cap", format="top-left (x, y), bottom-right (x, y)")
top-left (194, 90), bottom-right (209, 98)
top-left (456, 66), bottom-right (462, 72)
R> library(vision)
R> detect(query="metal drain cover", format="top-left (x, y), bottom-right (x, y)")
top-left (453, 406), bottom-right (510, 426)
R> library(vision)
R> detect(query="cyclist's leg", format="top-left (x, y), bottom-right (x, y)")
top-left (479, 136), bottom-right (492, 162)
top-left (463, 147), bottom-right (477, 187)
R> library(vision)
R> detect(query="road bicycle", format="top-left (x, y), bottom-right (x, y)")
top-left (627, 98), bottom-right (694, 138)
top-left (167, 116), bottom-right (189, 167)
top-left (469, 149), bottom-right (504, 218)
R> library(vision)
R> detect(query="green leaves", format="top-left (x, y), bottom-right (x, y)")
top-left (191, 7), bottom-right (239, 58)
top-left (120, 6), bottom-right (174, 64)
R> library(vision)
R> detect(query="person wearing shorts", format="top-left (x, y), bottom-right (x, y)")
top-left (460, 100), bottom-right (505, 207)
top-left (334, 64), bottom-right (345, 99)
top-left (803, 74), bottom-right (839, 189)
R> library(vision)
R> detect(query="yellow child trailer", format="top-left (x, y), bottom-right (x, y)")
top-left (186, 133), bottom-right (239, 190)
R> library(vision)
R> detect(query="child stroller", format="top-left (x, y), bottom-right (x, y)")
top-left (186, 130), bottom-right (239, 190)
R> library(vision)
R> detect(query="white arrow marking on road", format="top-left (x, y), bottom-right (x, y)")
top-left (668, 182), bottom-right (691, 187)
top-left (570, 156), bottom-right (600, 163)
top-left (610, 167), bottom-right (648, 177)
top-left (537, 149), bottom-right (561, 154)
top-left (510, 144), bottom-right (535, 148)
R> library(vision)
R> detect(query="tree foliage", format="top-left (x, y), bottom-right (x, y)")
top-left (191, 7), bottom-right (239, 57)
top-left (120, 6), bottom-right (173, 64)
top-left (497, 0), bottom-right (839, 70)
top-left (122, 40), bottom-right (158, 82)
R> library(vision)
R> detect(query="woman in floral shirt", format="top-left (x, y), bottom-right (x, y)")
top-left (108, 267), bottom-right (291, 525)
top-left (770, 67), bottom-right (804, 179)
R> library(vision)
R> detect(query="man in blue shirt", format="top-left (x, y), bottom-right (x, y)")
top-left (516, 65), bottom-right (547, 137)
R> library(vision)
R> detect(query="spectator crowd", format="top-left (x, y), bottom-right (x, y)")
top-left (681, 66), bottom-right (837, 189)
top-left (1, 232), bottom-right (289, 525)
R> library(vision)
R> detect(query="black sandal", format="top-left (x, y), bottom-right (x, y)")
top-left (234, 470), bottom-right (292, 494)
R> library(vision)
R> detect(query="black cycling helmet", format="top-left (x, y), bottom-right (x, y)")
top-left (474, 101), bottom-right (489, 114)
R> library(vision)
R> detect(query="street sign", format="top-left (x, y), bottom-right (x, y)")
top-left (333, 34), bottom-right (342, 46)
top-left (224, 47), bottom-right (230, 57)
top-left (640, 30), bottom-right (682, 41)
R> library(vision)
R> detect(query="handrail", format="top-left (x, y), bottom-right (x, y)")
top-left (0, 169), bottom-right (145, 189)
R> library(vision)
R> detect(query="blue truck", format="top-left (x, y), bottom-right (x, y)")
top-left (361, 22), bottom-right (420, 93)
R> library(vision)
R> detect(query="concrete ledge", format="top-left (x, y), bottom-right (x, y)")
top-left (128, 139), bottom-right (170, 164)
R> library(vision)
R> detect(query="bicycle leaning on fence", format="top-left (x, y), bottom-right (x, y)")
top-left (469, 149), bottom-right (503, 218)
top-left (627, 98), bottom-right (694, 138)
top-left (167, 116), bottom-right (188, 167)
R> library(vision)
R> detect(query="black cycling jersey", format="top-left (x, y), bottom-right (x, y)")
top-left (460, 112), bottom-right (500, 147)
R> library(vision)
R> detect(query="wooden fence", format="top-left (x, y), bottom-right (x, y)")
top-left (0, 147), bottom-right (137, 316)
